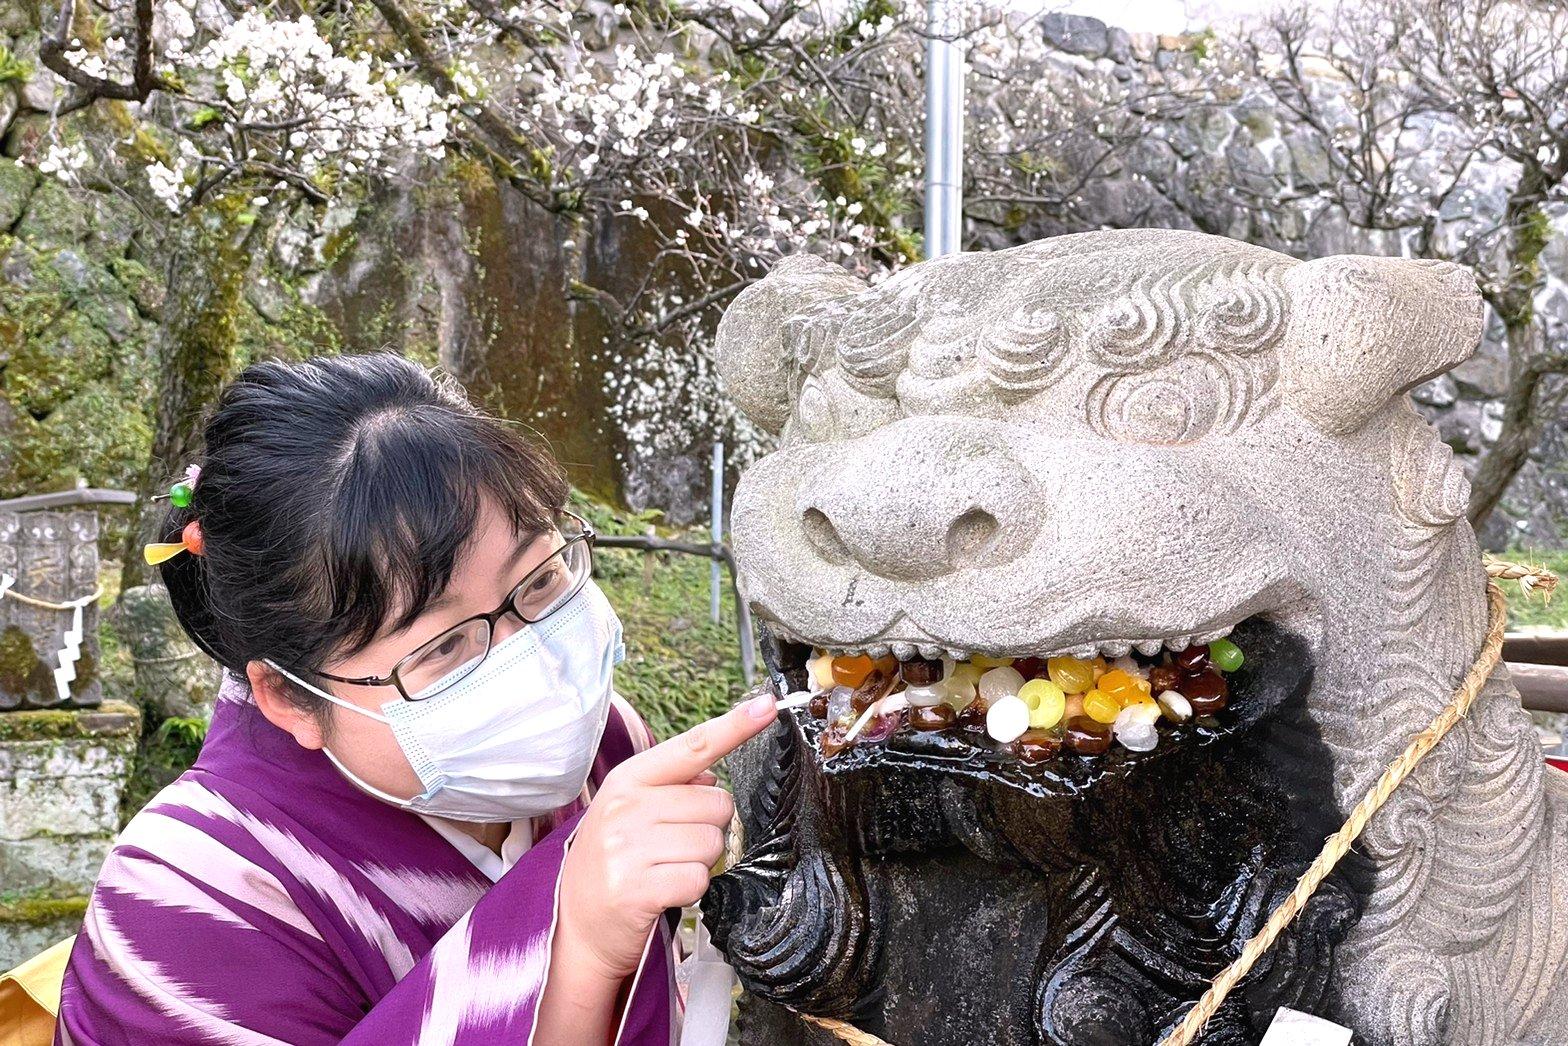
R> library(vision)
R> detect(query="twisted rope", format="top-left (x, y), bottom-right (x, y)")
top-left (0, 583), bottom-right (103, 611)
top-left (1158, 572), bottom-right (1509, 1045)
top-left (725, 563), bottom-right (1545, 1046)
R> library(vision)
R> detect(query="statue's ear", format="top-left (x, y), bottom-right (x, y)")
top-left (716, 254), bottom-right (865, 434)
top-left (1279, 256), bottom-right (1485, 434)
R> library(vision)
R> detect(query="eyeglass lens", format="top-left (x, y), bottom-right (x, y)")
top-left (395, 522), bottom-right (591, 700)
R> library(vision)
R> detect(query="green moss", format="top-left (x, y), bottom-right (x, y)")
top-left (0, 892), bottom-right (89, 926)
top-left (0, 624), bottom-right (49, 702)
top-left (0, 700), bottom-right (139, 742)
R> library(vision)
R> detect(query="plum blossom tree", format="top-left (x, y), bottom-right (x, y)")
top-left (1064, 0), bottom-right (1568, 529)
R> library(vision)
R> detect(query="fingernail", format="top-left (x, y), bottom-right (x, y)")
top-left (744, 693), bottom-right (776, 718)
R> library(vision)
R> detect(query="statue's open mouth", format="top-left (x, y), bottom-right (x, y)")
top-left (757, 614), bottom-right (1314, 798)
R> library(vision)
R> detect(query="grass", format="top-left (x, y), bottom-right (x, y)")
top-left (567, 491), bottom-right (751, 743)
top-left (1500, 549), bottom-right (1568, 631)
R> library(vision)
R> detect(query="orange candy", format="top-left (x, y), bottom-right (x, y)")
top-left (1098, 669), bottom-right (1144, 707)
top-left (831, 654), bottom-right (895, 688)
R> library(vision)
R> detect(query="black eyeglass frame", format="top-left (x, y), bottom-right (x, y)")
top-left (309, 508), bottom-right (597, 702)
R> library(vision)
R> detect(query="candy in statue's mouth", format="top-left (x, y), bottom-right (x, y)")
top-left (757, 614), bottom-right (1311, 792)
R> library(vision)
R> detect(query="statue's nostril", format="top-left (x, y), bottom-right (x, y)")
top-left (945, 507), bottom-right (1000, 568)
top-left (801, 506), bottom-right (852, 564)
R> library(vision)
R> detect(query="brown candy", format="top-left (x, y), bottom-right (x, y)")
top-left (899, 657), bottom-right (943, 686)
top-left (1183, 670), bottom-right (1229, 714)
top-left (850, 669), bottom-right (896, 713)
top-left (956, 695), bottom-right (990, 729)
top-left (1018, 728), bottom-right (1062, 762)
top-left (1064, 716), bottom-right (1112, 755)
top-left (909, 703), bottom-right (956, 732)
top-left (1174, 645), bottom-right (1211, 672)
top-left (819, 723), bottom-right (850, 758)
top-left (1147, 664), bottom-right (1181, 693)
top-left (1012, 657), bottom-right (1048, 680)
top-left (808, 693), bottom-right (829, 718)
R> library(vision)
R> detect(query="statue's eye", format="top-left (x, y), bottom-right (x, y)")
top-left (796, 378), bottom-right (837, 442)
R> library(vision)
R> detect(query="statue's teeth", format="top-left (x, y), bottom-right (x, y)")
top-left (1067, 644), bottom-right (1098, 660)
top-left (916, 643), bottom-right (942, 660)
top-left (866, 642), bottom-right (891, 657)
top-left (891, 641), bottom-right (917, 660)
top-left (1192, 626), bottom-right (1232, 644)
top-left (1166, 635), bottom-right (1192, 651)
top-left (1134, 639), bottom-right (1163, 656)
top-left (942, 646), bottom-right (968, 661)
top-left (1098, 639), bottom-right (1131, 657)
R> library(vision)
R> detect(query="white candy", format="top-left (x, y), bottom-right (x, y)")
top-left (903, 683), bottom-right (947, 708)
top-left (985, 693), bottom-right (1030, 743)
top-left (978, 666), bottom-right (1026, 705)
top-left (1116, 722), bottom-right (1159, 752)
top-left (1157, 690), bottom-right (1193, 722)
top-left (1110, 655), bottom-right (1148, 680)
top-left (941, 675), bottom-right (977, 710)
top-left (1113, 702), bottom-right (1161, 752)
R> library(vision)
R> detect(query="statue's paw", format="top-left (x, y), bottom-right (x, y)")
top-left (1038, 968), bottom-right (1156, 1046)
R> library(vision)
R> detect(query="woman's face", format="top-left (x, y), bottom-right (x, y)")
top-left (250, 497), bottom-right (566, 804)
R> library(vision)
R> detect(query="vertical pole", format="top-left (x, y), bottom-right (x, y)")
top-left (923, 0), bottom-right (965, 259)
top-left (710, 441), bottom-right (723, 624)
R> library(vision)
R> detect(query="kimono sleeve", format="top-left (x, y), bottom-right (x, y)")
top-left (57, 809), bottom-right (673, 1045)
top-left (342, 807), bottom-right (675, 1044)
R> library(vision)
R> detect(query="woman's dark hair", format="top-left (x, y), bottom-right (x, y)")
top-left (158, 353), bottom-right (569, 711)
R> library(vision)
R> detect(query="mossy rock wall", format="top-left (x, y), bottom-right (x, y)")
top-left (0, 701), bottom-right (138, 967)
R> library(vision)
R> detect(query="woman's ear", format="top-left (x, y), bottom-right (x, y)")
top-left (246, 660), bottom-right (327, 750)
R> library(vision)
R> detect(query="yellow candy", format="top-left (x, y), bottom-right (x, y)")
top-left (1064, 692), bottom-right (1086, 720)
top-left (1091, 656), bottom-right (1109, 682)
top-left (1019, 679), bottom-right (1065, 729)
top-left (1084, 689), bottom-right (1120, 724)
top-left (970, 654), bottom-right (1015, 669)
top-left (1046, 657), bottom-right (1095, 695)
top-left (808, 655), bottom-right (836, 691)
top-left (1098, 669), bottom-right (1143, 706)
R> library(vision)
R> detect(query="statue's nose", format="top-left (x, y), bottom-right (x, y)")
top-left (794, 425), bottom-right (1039, 581)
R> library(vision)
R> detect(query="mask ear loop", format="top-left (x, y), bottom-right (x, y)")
top-left (262, 659), bottom-right (441, 807)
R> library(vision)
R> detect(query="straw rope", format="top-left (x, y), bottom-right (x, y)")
top-left (721, 562), bottom-right (1545, 1046)
top-left (0, 583), bottom-right (103, 611)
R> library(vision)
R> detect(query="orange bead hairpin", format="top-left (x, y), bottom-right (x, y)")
top-left (143, 465), bottom-right (204, 565)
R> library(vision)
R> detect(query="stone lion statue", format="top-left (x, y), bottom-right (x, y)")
top-left (701, 229), bottom-right (1568, 1045)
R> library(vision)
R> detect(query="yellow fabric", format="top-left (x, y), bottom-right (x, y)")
top-left (0, 936), bottom-right (72, 1046)
top-left (143, 541), bottom-right (187, 565)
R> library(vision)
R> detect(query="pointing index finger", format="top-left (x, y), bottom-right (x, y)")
top-left (625, 692), bottom-right (778, 786)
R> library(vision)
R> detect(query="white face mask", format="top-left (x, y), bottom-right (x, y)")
top-left (267, 580), bottom-right (626, 823)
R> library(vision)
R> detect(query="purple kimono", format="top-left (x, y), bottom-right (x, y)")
top-left (56, 673), bottom-right (680, 1044)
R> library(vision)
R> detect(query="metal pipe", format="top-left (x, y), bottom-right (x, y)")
top-left (923, 0), bottom-right (965, 259)
top-left (711, 442), bottom-right (723, 624)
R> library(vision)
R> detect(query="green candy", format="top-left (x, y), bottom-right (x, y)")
top-left (1208, 637), bottom-right (1245, 673)
top-left (169, 482), bottom-right (194, 508)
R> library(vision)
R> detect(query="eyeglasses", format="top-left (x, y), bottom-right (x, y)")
top-left (312, 508), bottom-right (597, 702)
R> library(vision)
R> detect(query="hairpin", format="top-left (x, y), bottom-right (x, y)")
top-left (145, 465), bottom-right (205, 564)
top-left (144, 520), bottom-right (205, 565)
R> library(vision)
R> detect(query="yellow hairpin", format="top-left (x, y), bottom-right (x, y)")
top-left (143, 519), bottom-right (205, 565)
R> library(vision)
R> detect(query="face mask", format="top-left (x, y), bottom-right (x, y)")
top-left (267, 580), bottom-right (626, 823)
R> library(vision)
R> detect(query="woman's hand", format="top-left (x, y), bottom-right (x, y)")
top-left (557, 692), bottom-right (778, 982)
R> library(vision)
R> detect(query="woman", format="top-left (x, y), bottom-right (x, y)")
top-left (55, 353), bottom-right (776, 1044)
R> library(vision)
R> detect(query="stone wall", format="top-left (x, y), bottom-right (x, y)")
top-left (0, 701), bottom-right (139, 968)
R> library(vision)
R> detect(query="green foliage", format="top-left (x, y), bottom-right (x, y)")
top-left (120, 705), bottom-right (209, 825)
top-left (0, 44), bottom-right (31, 85)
